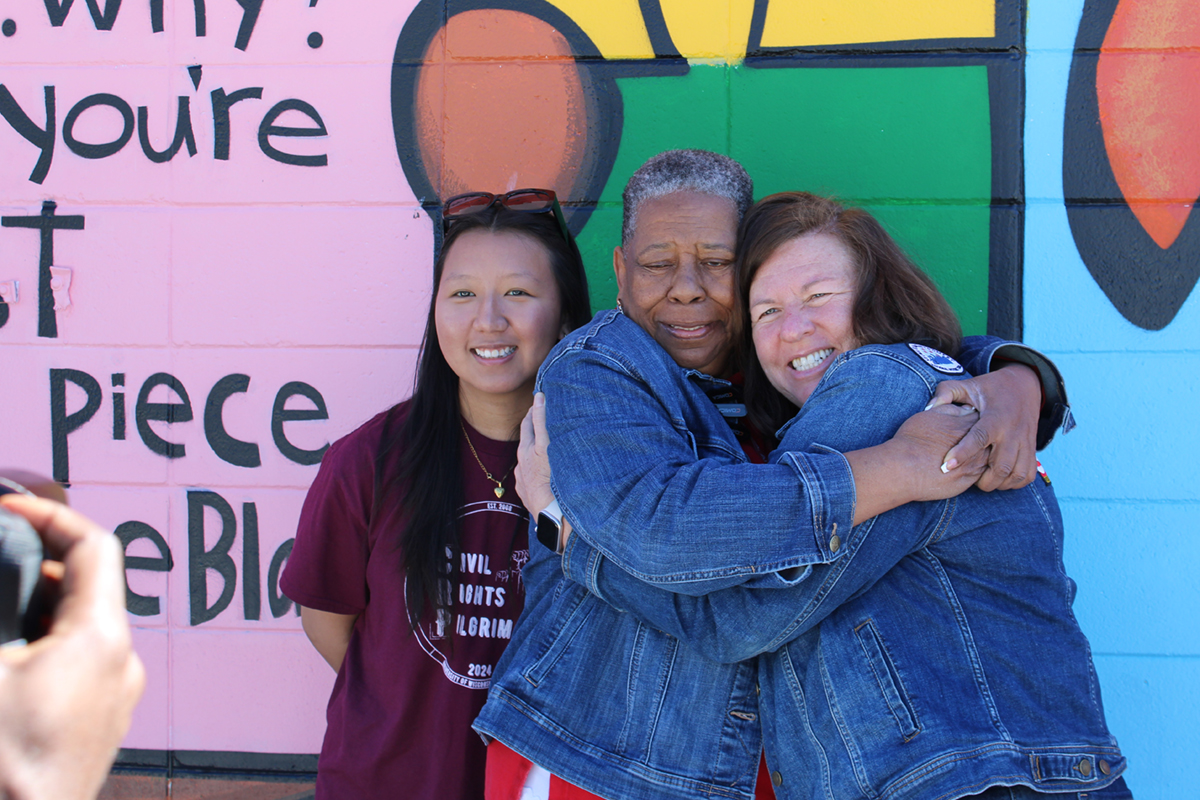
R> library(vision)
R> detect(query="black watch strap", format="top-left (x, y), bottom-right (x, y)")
top-left (535, 500), bottom-right (563, 554)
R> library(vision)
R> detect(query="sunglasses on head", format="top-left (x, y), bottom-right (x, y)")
top-left (441, 188), bottom-right (573, 244)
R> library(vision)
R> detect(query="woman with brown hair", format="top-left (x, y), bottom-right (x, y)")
top-left (737, 191), bottom-right (964, 438)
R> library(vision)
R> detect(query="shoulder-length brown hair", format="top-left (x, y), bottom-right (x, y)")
top-left (736, 191), bottom-right (962, 435)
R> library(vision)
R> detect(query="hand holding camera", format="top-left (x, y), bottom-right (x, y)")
top-left (0, 478), bottom-right (145, 800)
top-left (0, 479), bottom-right (50, 646)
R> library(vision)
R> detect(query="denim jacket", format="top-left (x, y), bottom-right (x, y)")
top-left (558, 342), bottom-right (1124, 799)
top-left (473, 311), bottom-right (1085, 800)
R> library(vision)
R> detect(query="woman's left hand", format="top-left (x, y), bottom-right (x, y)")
top-left (515, 393), bottom-right (556, 515)
top-left (926, 363), bottom-right (1041, 491)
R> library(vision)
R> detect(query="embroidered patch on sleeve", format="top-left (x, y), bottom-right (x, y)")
top-left (907, 343), bottom-right (964, 374)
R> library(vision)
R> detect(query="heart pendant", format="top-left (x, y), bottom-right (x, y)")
top-left (494, 486), bottom-right (505, 498)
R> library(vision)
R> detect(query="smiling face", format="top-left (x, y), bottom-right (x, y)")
top-left (614, 191), bottom-right (739, 376)
top-left (435, 228), bottom-right (565, 416)
top-left (749, 232), bottom-right (860, 406)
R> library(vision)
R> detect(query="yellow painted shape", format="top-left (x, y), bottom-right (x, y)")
top-left (544, 0), bottom-right (656, 59)
top-left (761, 0), bottom-right (995, 47)
top-left (659, 0), bottom-right (756, 61)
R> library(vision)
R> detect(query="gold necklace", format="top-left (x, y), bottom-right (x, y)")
top-left (460, 419), bottom-right (515, 498)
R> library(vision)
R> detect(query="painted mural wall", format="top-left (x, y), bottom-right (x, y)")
top-left (0, 0), bottom-right (1194, 796)
top-left (1027, 3), bottom-right (1200, 798)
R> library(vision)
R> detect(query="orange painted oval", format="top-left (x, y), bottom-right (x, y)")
top-left (1098, 0), bottom-right (1200, 249)
top-left (415, 9), bottom-right (589, 202)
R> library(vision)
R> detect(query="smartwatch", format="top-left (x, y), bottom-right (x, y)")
top-left (536, 499), bottom-right (564, 554)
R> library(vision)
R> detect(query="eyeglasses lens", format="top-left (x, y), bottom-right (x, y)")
top-left (444, 194), bottom-right (496, 218)
top-left (500, 190), bottom-right (554, 212)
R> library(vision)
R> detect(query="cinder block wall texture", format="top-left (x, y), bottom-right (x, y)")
top-left (1, 1), bottom-right (1193, 796)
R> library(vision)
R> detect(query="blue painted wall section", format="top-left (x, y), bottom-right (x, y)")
top-left (1026, 3), bottom-right (1200, 797)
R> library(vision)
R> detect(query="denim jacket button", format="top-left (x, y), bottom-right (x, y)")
top-left (1099, 759), bottom-right (1111, 775)
top-left (829, 533), bottom-right (841, 553)
top-left (771, 771), bottom-right (783, 787)
top-left (1078, 758), bottom-right (1092, 777)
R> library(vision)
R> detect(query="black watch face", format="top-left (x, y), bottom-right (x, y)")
top-left (536, 512), bottom-right (560, 552)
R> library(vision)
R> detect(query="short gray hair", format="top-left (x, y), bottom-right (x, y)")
top-left (621, 149), bottom-right (754, 247)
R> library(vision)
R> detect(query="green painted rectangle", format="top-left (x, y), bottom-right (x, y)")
top-left (575, 63), bottom-right (992, 335)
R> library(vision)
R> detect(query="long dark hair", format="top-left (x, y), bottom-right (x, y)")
top-left (737, 192), bottom-right (962, 436)
top-left (377, 205), bottom-right (591, 631)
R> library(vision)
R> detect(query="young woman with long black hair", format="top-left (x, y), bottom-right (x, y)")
top-left (281, 191), bottom-right (591, 799)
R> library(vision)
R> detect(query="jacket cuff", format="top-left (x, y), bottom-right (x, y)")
top-left (780, 444), bottom-right (857, 564)
top-left (561, 527), bottom-right (605, 598)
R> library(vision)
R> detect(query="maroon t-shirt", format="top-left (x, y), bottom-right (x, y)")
top-left (281, 403), bottom-right (529, 799)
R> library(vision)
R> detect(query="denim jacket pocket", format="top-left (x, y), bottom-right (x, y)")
top-left (522, 587), bottom-right (597, 688)
top-left (854, 618), bottom-right (922, 742)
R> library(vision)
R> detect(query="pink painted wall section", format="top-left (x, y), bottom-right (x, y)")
top-left (1, 0), bottom-right (427, 756)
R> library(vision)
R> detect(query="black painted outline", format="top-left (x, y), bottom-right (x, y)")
top-left (742, 0), bottom-right (1025, 339)
top-left (391, 0), bottom-right (690, 236)
top-left (988, 52), bottom-right (1025, 340)
top-left (1063, 0), bottom-right (1199, 330)
top-left (391, 0), bottom-right (621, 228)
top-left (115, 748), bottom-right (317, 778)
top-left (635, 0), bottom-right (685, 65)
top-left (747, 0), bottom-right (1023, 57)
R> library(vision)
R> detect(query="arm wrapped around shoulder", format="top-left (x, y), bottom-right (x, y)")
top-left (540, 344), bottom-right (855, 587)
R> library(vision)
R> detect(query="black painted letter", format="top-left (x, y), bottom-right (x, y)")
top-left (0, 85), bottom-right (55, 184)
top-left (187, 490), bottom-right (237, 626)
top-left (258, 99), bottom-right (327, 167)
top-left (210, 87), bottom-right (262, 160)
top-left (114, 520), bottom-right (173, 616)
top-left (63, 93), bottom-right (134, 159)
top-left (242, 502), bottom-right (260, 620)
top-left (231, 0), bottom-right (262, 51)
top-left (49, 368), bottom-right (102, 484)
top-left (43, 0), bottom-right (123, 29)
top-left (112, 373), bottom-right (125, 439)
top-left (204, 374), bottom-right (261, 468)
top-left (267, 538), bottom-right (297, 618)
top-left (138, 97), bottom-right (198, 163)
top-left (271, 381), bottom-right (329, 465)
top-left (147, 0), bottom-right (205, 36)
top-left (135, 372), bottom-right (193, 458)
top-left (2, 201), bottom-right (84, 338)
